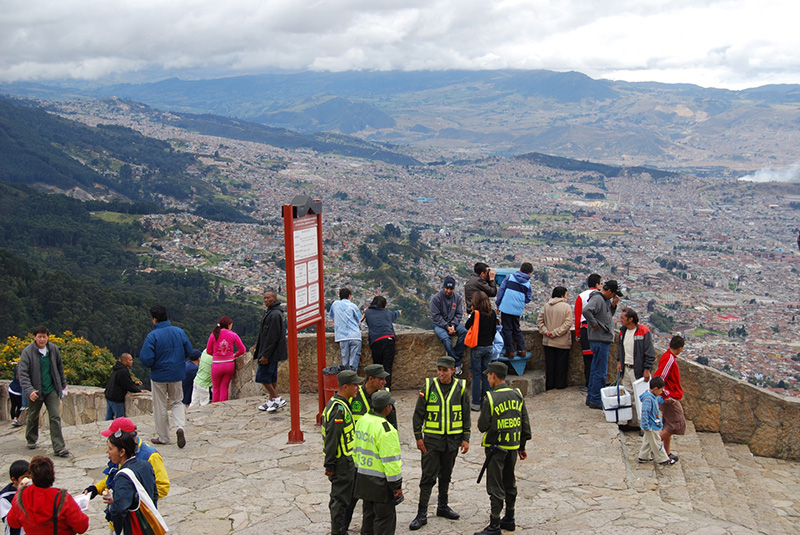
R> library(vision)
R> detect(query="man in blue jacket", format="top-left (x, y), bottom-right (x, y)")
top-left (495, 263), bottom-right (533, 358)
top-left (139, 305), bottom-right (194, 448)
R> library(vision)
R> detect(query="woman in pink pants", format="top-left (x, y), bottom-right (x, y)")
top-left (206, 316), bottom-right (246, 402)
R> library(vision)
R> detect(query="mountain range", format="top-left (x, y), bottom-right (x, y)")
top-left (4, 69), bottom-right (800, 172)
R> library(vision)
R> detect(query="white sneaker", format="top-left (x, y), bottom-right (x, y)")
top-left (267, 397), bottom-right (286, 412)
top-left (257, 400), bottom-right (274, 411)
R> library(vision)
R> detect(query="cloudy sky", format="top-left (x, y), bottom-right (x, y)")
top-left (2, 0), bottom-right (798, 89)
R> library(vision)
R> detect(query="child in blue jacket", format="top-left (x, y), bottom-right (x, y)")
top-left (638, 376), bottom-right (677, 466)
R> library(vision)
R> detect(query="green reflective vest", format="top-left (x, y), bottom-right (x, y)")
top-left (482, 386), bottom-right (525, 450)
top-left (422, 377), bottom-right (465, 435)
top-left (322, 397), bottom-right (355, 459)
top-left (354, 412), bottom-right (402, 482)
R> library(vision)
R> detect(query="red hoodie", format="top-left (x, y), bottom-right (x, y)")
top-left (655, 349), bottom-right (683, 400)
top-left (7, 485), bottom-right (89, 535)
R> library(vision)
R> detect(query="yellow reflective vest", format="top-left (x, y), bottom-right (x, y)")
top-left (354, 412), bottom-right (402, 483)
top-left (322, 395), bottom-right (355, 467)
top-left (422, 377), bottom-right (465, 435)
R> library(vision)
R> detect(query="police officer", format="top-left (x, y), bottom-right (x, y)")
top-left (351, 363), bottom-right (398, 429)
top-left (475, 361), bottom-right (531, 535)
top-left (409, 356), bottom-right (470, 530)
top-left (354, 390), bottom-right (403, 535)
top-left (322, 370), bottom-right (364, 535)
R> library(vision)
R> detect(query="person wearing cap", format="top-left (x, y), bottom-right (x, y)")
top-left (408, 356), bottom-right (470, 531)
top-left (475, 361), bottom-right (531, 535)
top-left (84, 417), bottom-right (170, 524)
top-left (353, 390), bottom-right (403, 535)
top-left (322, 370), bottom-right (364, 535)
top-left (351, 364), bottom-right (398, 429)
top-left (582, 280), bottom-right (622, 410)
top-left (430, 276), bottom-right (467, 375)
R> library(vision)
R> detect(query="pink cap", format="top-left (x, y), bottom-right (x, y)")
top-left (100, 417), bottom-right (136, 437)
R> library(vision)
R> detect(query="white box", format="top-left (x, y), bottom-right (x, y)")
top-left (633, 377), bottom-right (650, 422)
top-left (601, 385), bottom-right (633, 423)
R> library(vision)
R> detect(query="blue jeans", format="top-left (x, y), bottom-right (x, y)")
top-left (587, 341), bottom-right (611, 405)
top-left (469, 346), bottom-right (493, 409)
top-left (339, 339), bottom-right (362, 369)
top-left (433, 324), bottom-right (467, 366)
top-left (105, 400), bottom-right (126, 420)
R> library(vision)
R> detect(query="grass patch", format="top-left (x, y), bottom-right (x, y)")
top-left (90, 212), bottom-right (142, 224)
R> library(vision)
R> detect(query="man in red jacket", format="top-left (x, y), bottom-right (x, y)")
top-left (654, 335), bottom-right (686, 461)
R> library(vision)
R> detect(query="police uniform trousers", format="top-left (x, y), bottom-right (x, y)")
top-left (419, 440), bottom-right (459, 507)
top-left (485, 448), bottom-right (518, 518)
top-left (329, 456), bottom-right (356, 533)
top-left (361, 497), bottom-right (396, 535)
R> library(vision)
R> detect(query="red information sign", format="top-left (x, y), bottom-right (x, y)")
top-left (282, 196), bottom-right (326, 443)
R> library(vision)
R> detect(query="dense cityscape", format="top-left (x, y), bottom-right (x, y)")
top-left (57, 99), bottom-right (800, 396)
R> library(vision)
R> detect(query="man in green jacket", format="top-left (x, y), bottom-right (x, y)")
top-left (322, 370), bottom-right (364, 535)
top-left (354, 390), bottom-right (403, 535)
top-left (409, 356), bottom-right (470, 530)
top-left (475, 361), bottom-right (531, 535)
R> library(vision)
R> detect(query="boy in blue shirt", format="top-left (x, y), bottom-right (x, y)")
top-left (638, 376), bottom-right (677, 466)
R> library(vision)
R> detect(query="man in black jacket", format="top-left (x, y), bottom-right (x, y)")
top-left (104, 353), bottom-right (146, 420)
top-left (254, 290), bottom-right (289, 412)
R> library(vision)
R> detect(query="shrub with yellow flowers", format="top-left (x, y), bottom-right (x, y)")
top-left (0, 331), bottom-right (116, 388)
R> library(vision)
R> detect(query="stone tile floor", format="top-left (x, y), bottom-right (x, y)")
top-left (1, 387), bottom-right (798, 534)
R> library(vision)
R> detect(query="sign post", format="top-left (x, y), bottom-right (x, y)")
top-left (282, 195), bottom-right (326, 444)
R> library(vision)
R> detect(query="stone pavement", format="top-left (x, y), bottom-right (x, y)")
top-left (1, 387), bottom-right (798, 534)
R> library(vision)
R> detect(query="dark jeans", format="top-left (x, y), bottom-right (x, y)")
top-left (371, 337), bottom-right (396, 389)
top-left (587, 341), bottom-right (611, 405)
top-left (500, 314), bottom-right (524, 355)
top-left (544, 346), bottom-right (570, 390)
top-left (580, 326), bottom-right (592, 386)
top-left (469, 346), bottom-right (493, 409)
top-left (105, 400), bottom-right (126, 420)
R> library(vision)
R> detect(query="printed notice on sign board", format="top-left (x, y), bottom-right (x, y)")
top-left (295, 263), bottom-right (307, 287)
top-left (308, 282), bottom-right (319, 305)
top-left (293, 227), bottom-right (317, 261)
top-left (307, 259), bottom-right (319, 283)
top-left (295, 287), bottom-right (308, 309)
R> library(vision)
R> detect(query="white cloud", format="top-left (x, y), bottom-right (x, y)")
top-left (2, 0), bottom-right (800, 89)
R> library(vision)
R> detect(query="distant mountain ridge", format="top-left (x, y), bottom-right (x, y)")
top-left (4, 68), bottom-right (799, 171)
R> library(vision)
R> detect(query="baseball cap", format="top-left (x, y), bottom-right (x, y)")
top-left (338, 369), bottom-right (365, 386)
top-left (364, 364), bottom-right (390, 379)
top-left (101, 417), bottom-right (136, 437)
top-left (603, 280), bottom-right (624, 297)
top-left (372, 390), bottom-right (396, 411)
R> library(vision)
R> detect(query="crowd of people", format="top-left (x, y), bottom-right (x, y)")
top-left (3, 265), bottom-right (690, 535)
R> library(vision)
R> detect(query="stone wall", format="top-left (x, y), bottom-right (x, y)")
top-left (2, 328), bottom-right (798, 460)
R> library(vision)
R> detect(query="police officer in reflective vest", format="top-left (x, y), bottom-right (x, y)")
top-left (351, 364), bottom-right (398, 429)
top-left (354, 390), bottom-right (403, 535)
top-left (409, 356), bottom-right (470, 530)
top-left (322, 370), bottom-right (364, 535)
top-left (475, 361), bottom-right (531, 535)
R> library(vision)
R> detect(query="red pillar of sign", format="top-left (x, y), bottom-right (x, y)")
top-left (282, 197), bottom-right (326, 444)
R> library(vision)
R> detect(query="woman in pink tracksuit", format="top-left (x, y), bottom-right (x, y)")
top-left (206, 316), bottom-right (246, 402)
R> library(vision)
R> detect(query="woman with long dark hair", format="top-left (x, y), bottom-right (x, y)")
top-left (206, 316), bottom-right (246, 402)
top-left (464, 290), bottom-right (498, 410)
top-left (103, 430), bottom-right (159, 535)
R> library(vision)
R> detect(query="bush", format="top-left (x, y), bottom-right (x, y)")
top-left (0, 331), bottom-right (115, 387)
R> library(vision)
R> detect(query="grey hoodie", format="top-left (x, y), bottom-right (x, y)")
top-left (582, 290), bottom-right (617, 343)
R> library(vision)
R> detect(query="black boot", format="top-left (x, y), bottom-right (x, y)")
top-left (474, 516), bottom-right (501, 535)
top-left (500, 510), bottom-right (516, 531)
top-left (409, 505), bottom-right (427, 531)
top-left (436, 495), bottom-right (459, 520)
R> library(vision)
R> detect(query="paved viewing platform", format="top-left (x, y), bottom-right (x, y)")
top-left (1, 385), bottom-right (798, 535)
